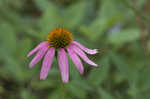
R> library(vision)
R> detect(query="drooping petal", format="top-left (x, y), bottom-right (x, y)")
top-left (67, 45), bottom-right (84, 74)
top-left (73, 41), bottom-right (98, 54)
top-left (29, 46), bottom-right (49, 68)
top-left (58, 48), bottom-right (69, 83)
top-left (72, 45), bottom-right (97, 67)
top-left (40, 47), bottom-right (55, 80)
top-left (27, 41), bottom-right (49, 57)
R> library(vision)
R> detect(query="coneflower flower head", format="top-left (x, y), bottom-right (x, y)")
top-left (27, 28), bottom-right (98, 83)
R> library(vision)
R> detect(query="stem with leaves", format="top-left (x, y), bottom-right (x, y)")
top-left (131, 0), bottom-right (150, 57)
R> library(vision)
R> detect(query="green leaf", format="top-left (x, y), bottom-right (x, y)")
top-left (109, 52), bottom-right (129, 74)
top-left (39, 3), bottom-right (63, 38)
top-left (64, 1), bottom-right (86, 29)
top-left (66, 82), bottom-right (86, 99)
top-left (48, 89), bottom-right (61, 99)
top-left (34, 0), bottom-right (50, 11)
top-left (147, 40), bottom-right (150, 53)
top-left (0, 23), bottom-right (17, 54)
top-left (15, 38), bottom-right (32, 61)
top-left (98, 88), bottom-right (114, 99)
top-left (79, 0), bottom-right (124, 41)
top-left (68, 56), bottom-right (81, 79)
top-left (0, 47), bottom-right (24, 81)
top-left (108, 29), bottom-right (140, 46)
top-left (20, 89), bottom-right (36, 99)
top-left (88, 56), bottom-right (110, 86)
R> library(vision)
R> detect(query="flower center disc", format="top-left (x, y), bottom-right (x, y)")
top-left (46, 28), bottom-right (73, 49)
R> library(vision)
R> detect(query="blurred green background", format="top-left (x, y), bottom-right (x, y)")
top-left (0, 0), bottom-right (150, 99)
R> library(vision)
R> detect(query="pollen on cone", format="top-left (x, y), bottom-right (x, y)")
top-left (46, 28), bottom-right (73, 48)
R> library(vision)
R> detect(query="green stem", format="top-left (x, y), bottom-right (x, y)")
top-left (62, 83), bottom-right (65, 99)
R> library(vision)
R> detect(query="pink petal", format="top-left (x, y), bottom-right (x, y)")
top-left (29, 46), bottom-right (49, 68)
top-left (40, 47), bottom-right (55, 80)
top-left (58, 48), bottom-right (69, 83)
top-left (67, 45), bottom-right (84, 74)
top-left (72, 45), bottom-right (97, 67)
top-left (73, 41), bottom-right (98, 54)
top-left (27, 41), bottom-right (49, 57)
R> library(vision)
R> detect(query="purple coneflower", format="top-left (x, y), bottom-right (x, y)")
top-left (27, 28), bottom-right (98, 83)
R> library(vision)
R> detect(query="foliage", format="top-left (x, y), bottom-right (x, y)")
top-left (0, 0), bottom-right (150, 99)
